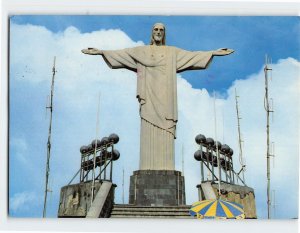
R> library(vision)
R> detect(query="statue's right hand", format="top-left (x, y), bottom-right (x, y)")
top-left (81, 48), bottom-right (103, 55)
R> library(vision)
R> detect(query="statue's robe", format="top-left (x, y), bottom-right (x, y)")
top-left (102, 45), bottom-right (213, 170)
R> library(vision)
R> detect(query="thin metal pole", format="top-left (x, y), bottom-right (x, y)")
top-left (228, 156), bottom-right (232, 184)
top-left (210, 148), bottom-right (215, 182)
top-left (91, 92), bottom-right (101, 204)
top-left (82, 154), bottom-right (87, 183)
top-left (104, 146), bottom-right (107, 180)
top-left (68, 168), bottom-right (81, 186)
top-left (206, 147), bottom-right (211, 181)
top-left (235, 88), bottom-right (246, 183)
top-left (43, 57), bottom-right (56, 218)
top-left (200, 144), bottom-right (204, 182)
top-left (231, 157), bottom-right (235, 184)
top-left (213, 93), bottom-right (221, 196)
top-left (80, 155), bottom-right (83, 182)
top-left (122, 168), bottom-right (125, 204)
top-left (224, 155), bottom-right (228, 183)
top-left (99, 149), bottom-right (103, 181)
top-left (110, 145), bottom-right (114, 181)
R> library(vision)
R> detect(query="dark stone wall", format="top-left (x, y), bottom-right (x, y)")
top-left (129, 170), bottom-right (186, 206)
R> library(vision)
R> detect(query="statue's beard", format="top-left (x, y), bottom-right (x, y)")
top-left (153, 35), bottom-right (163, 44)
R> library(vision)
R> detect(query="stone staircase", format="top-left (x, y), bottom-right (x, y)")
top-left (110, 204), bottom-right (194, 218)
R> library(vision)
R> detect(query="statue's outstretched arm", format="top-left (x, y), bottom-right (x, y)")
top-left (81, 48), bottom-right (103, 55)
top-left (212, 48), bottom-right (234, 56)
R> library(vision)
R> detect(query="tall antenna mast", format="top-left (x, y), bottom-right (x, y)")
top-left (264, 54), bottom-right (274, 219)
top-left (235, 88), bottom-right (246, 183)
top-left (43, 57), bottom-right (57, 218)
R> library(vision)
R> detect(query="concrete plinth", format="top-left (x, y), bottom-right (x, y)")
top-left (129, 170), bottom-right (185, 206)
top-left (57, 181), bottom-right (116, 218)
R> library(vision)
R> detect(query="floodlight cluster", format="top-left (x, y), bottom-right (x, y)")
top-left (194, 134), bottom-right (236, 184)
top-left (79, 133), bottom-right (120, 182)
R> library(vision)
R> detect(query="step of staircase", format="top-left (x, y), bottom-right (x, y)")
top-left (110, 204), bottom-right (195, 218)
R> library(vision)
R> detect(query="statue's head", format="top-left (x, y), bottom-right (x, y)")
top-left (150, 23), bottom-right (166, 46)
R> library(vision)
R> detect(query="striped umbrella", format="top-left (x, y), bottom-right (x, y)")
top-left (189, 199), bottom-right (245, 219)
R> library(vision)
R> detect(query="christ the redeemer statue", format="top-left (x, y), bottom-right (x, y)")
top-left (82, 23), bottom-right (233, 171)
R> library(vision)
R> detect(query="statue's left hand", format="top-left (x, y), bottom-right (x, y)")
top-left (213, 48), bottom-right (234, 56)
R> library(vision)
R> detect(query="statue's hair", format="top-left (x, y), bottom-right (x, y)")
top-left (150, 23), bottom-right (166, 45)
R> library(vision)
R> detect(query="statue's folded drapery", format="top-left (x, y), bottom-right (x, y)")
top-left (102, 45), bottom-right (213, 170)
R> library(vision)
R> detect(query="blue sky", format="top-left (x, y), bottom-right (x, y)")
top-left (9, 15), bottom-right (299, 219)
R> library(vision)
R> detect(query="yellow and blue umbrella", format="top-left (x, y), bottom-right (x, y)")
top-left (189, 199), bottom-right (245, 219)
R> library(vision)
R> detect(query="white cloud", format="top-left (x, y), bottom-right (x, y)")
top-left (10, 137), bottom-right (28, 164)
top-left (9, 23), bottom-right (299, 219)
top-left (176, 57), bottom-right (299, 219)
top-left (9, 191), bottom-right (38, 213)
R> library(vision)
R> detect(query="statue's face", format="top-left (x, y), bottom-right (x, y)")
top-left (152, 24), bottom-right (165, 44)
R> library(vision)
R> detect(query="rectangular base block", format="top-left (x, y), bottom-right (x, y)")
top-left (129, 170), bottom-right (185, 206)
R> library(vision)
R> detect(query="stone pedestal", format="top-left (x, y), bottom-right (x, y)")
top-left (129, 170), bottom-right (185, 206)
